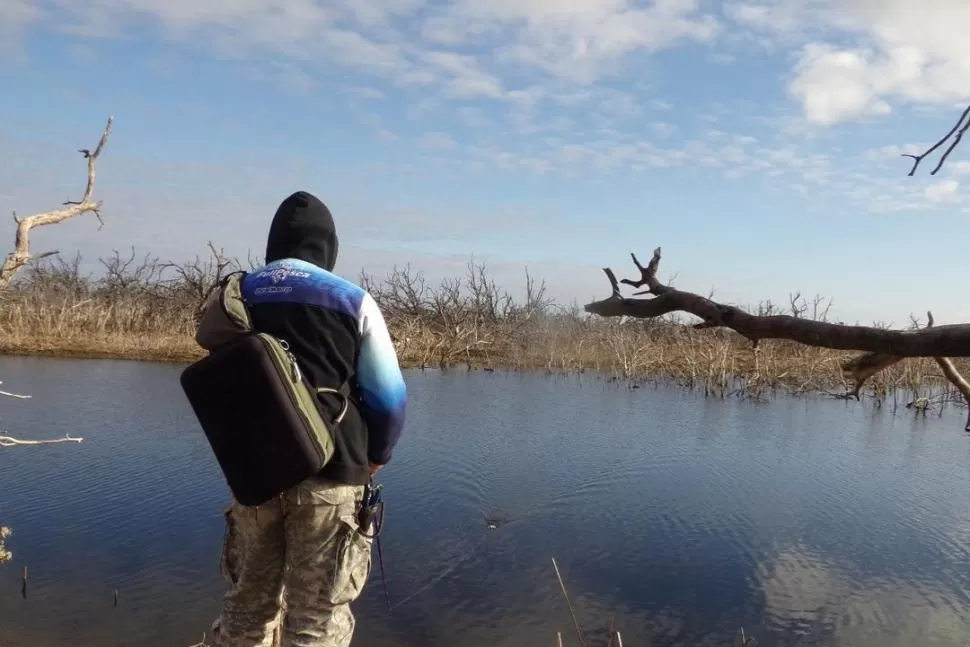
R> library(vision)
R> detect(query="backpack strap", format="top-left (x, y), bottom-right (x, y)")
top-left (195, 271), bottom-right (252, 351)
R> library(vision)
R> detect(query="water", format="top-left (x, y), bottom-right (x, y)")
top-left (1, 356), bottom-right (970, 647)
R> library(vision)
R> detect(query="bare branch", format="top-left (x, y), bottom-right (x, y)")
top-left (922, 312), bottom-right (970, 431)
top-left (834, 312), bottom-right (970, 427)
top-left (0, 434), bottom-right (84, 447)
top-left (584, 248), bottom-right (970, 357)
top-left (0, 116), bottom-right (114, 290)
top-left (839, 352), bottom-right (902, 400)
top-left (903, 104), bottom-right (970, 176)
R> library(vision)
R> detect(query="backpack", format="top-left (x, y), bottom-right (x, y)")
top-left (179, 271), bottom-right (343, 506)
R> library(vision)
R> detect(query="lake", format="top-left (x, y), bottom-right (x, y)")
top-left (2, 355), bottom-right (970, 647)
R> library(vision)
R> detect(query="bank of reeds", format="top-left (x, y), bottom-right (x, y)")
top-left (0, 248), bottom-right (966, 411)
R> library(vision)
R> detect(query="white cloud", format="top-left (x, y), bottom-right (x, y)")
top-left (865, 143), bottom-right (923, 163)
top-left (457, 107), bottom-right (492, 128)
top-left (758, 545), bottom-right (970, 646)
top-left (0, 0), bottom-right (41, 33)
top-left (944, 161), bottom-right (970, 176)
top-left (348, 86), bottom-right (385, 100)
top-left (419, 51), bottom-right (506, 99)
top-left (924, 179), bottom-right (959, 203)
top-left (649, 121), bottom-right (677, 137)
top-left (727, 0), bottom-right (970, 125)
top-left (789, 44), bottom-right (894, 125)
top-left (10, 0), bottom-right (724, 104)
top-left (419, 131), bottom-right (457, 150)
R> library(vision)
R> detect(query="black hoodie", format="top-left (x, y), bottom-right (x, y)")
top-left (243, 191), bottom-right (395, 485)
top-left (265, 191), bottom-right (339, 271)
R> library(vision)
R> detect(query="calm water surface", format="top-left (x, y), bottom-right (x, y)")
top-left (1, 356), bottom-right (970, 647)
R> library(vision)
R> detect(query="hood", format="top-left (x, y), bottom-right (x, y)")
top-left (264, 190), bottom-right (338, 271)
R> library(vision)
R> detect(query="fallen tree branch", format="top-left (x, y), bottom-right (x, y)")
top-left (0, 116), bottom-right (114, 290)
top-left (837, 313), bottom-right (970, 429)
top-left (935, 356), bottom-right (970, 431)
top-left (0, 434), bottom-right (83, 447)
top-left (903, 104), bottom-right (970, 176)
top-left (584, 248), bottom-right (970, 357)
top-left (922, 313), bottom-right (970, 431)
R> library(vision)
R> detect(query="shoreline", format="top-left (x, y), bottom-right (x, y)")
top-left (0, 332), bottom-right (965, 398)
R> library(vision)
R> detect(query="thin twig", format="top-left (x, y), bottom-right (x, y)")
top-left (551, 557), bottom-right (587, 647)
top-left (903, 103), bottom-right (970, 176)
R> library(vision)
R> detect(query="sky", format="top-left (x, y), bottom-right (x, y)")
top-left (2, 0), bottom-right (970, 326)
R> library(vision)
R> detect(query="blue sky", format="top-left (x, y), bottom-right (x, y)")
top-left (2, 0), bottom-right (970, 325)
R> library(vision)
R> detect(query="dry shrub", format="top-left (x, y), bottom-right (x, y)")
top-left (0, 249), bottom-right (966, 410)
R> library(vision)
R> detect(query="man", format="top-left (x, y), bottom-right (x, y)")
top-left (204, 190), bottom-right (407, 647)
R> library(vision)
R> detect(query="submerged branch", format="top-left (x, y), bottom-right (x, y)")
top-left (0, 380), bottom-right (31, 399)
top-left (0, 434), bottom-right (84, 447)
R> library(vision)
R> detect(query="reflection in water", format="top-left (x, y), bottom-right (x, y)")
top-left (1, 356), bottom-right (970, 646)
top-left (758, 544), bottom-right (970, 646)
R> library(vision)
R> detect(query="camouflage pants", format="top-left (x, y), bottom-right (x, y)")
top-left (210, 478), bottom-right (373, 647)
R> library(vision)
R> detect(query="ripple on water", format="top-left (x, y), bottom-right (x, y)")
top-left (4, 363), bottom-right (970, 646)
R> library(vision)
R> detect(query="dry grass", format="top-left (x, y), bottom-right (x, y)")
top-left (0, 527), bottom-right (10, 564)
top-left (0, 248), bottom-right (967, 412)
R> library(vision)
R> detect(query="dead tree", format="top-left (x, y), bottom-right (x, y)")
top-left (0, 117), bottom-right (111, 561)
top-left (584, 248), bottom-right (970, 430)
top-left (0, 116), bottom-right (113, 290)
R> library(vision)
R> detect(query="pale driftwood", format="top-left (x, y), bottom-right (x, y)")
top-left (584, 249), bottom-right (970, 429)
top-left (0, 434), bottom-right (83, 447)
top-left (0, 527), bottom-right (10, 564)
top-left (0, 116), bottom-right (113, 290)
top-left (187, 633), bottom-right (210, 647)
top-left (0, 381), bottom-right (31, 399)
